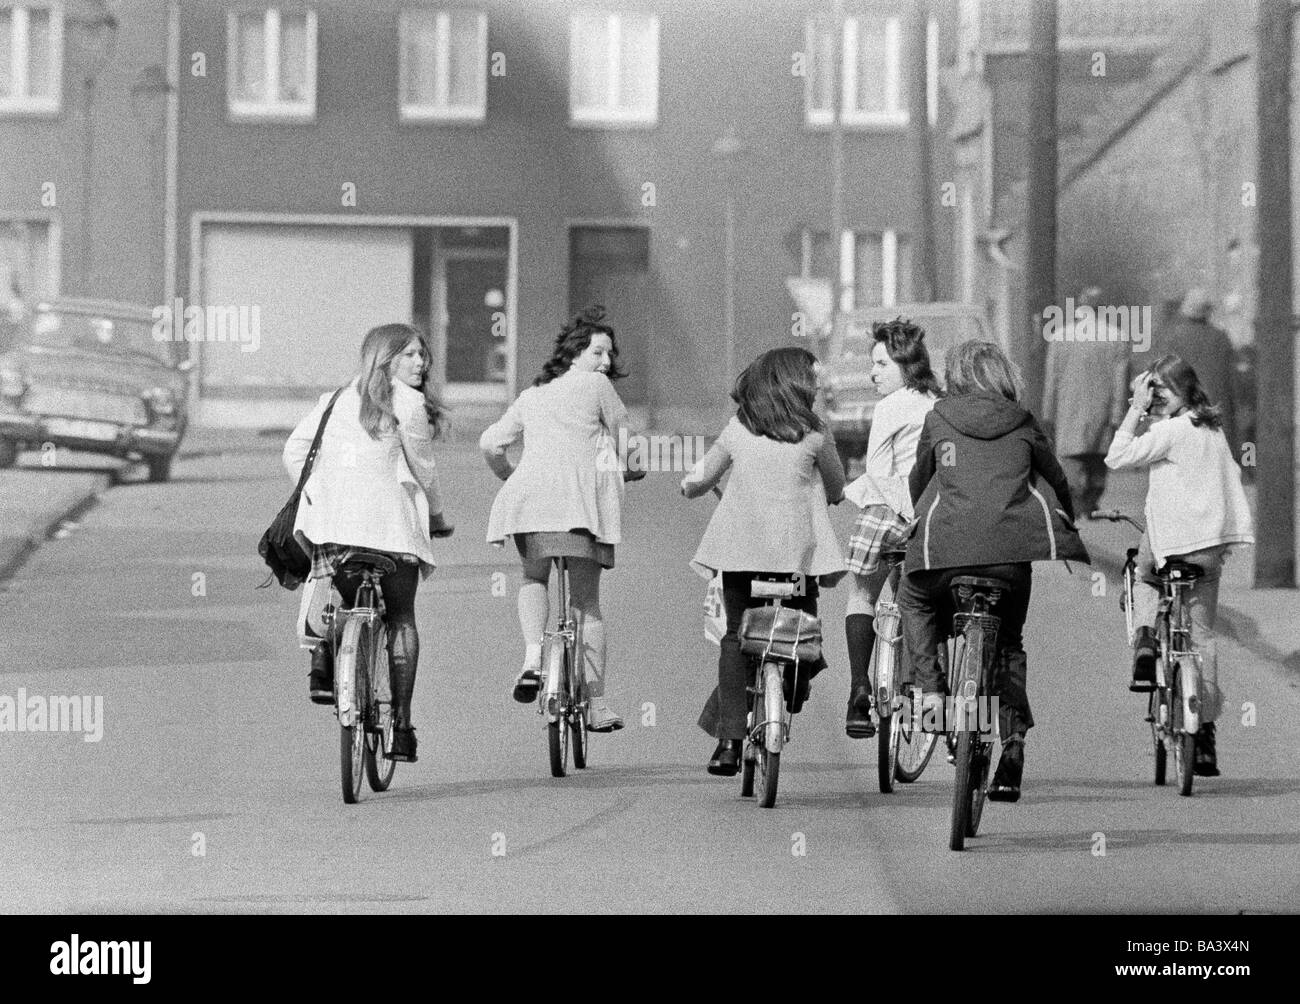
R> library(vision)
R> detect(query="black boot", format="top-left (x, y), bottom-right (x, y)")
top-left (845, 613), bottom-right (876, 738)
top-left (1131, 626), bottom-right (1157, 692)
top-left (708, 739), bottom-right (742, 776)
top-left (987, 735), bottom-right (1024, 802)
top-left (1194, 722), bottom-right (1219, 777)
top-left (308, 645), bottom-right (334, 705)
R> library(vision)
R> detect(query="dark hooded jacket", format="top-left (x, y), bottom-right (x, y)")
top-left (905, 392), bottom-right (1091, 573)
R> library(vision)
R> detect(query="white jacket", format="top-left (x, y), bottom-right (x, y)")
top-left (283, 378), bottom-right (443, 579)
top-left (1105, 412), bottom-right (1254, 564)
top-left (843, 387), bottom-right (937, 517)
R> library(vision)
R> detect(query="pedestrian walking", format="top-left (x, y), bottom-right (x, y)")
top-left (1041, 286), bottom-right (1131, 515)
top-left (841, 319), bottom-right (940, 738)
top-left (1104, 353), bottom-right (1254, 777)
top-left (899, 340), bottom-right (1088, 802)
top-left (1154, 288), bottom-right (1239, 455)
top-left (479, 306), bottom-right (632, 733)
top-left (283, 323), bottom-right (454, 763)
top-left (680, 346), bottom-right (846, 777)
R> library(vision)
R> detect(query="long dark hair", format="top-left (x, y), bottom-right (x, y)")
top-left (733, 346), bottom-right (822, 443)
top-left (357, 322), bottom-right (446, 440)
top-left (534, 305), bottom-right (627, 385)
top-left (1151, 353), bottom-right (1222, 430)
top-left (873, 318), bottom-right (943, 396)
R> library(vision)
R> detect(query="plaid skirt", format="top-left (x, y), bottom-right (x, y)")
top-left (845, 504), bottom-right (913, 576)
top-left (309, 542), bottom-right (420, 582)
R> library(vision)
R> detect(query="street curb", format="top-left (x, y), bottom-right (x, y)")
top-left (0, 473), bottom-right (112, 583)
top-left (1085, 541), bottom-right (1292, 675)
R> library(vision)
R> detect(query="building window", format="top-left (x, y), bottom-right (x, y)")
top-left (399, 8), bottom-right (487, 123)
top-left (0, 3), bottom-right (62, 115)
top-left (569, 12), bottom-right (658, 127)
top-left (805, 16), bottom-right (908, 129)
top-left (801, 228), bottom-right (913, 309)
top-left (227, 7), bottom-right (317, 122)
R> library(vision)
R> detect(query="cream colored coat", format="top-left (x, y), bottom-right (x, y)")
top-left (283, 378), bottom-right (444, 579)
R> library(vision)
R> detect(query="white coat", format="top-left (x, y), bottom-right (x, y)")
top-left (283, 378), bottom-right (444, 579)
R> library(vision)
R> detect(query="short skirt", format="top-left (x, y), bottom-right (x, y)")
top-left (514, 530), bottom-right (615, 570)
top-left (845, 504), bottom-right (912, 576)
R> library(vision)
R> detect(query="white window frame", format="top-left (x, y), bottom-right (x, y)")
top-left (226, 7), bottom-right (317, 123)
top-left (568, 12), bottom-right (659, 128)
top-left (0, 2), bottom-right (63, 116)
top-left (801, 227), bottom-right (907, 310)
top-left (804, 16), bottom-right (908, 130)
top-left (398, 8), bottom-right (487, 124)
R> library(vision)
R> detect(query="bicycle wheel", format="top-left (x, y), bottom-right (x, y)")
top-left (547, 645), bottom-right (573, 779)
top-left (947, 624), bottom-right (984, 850)
top-left (337, 618), bottom-right (368, 804)
top-left (1150, 690), bottom-right (1166, 786)
top-left (570, 709), bottom-right (588, 770)
top-left (877, 709), bottom-right (896, 793)
top-left (740, 674), bottom-right (757, 797)
top-left (894, 699), bottom-right (938, 783)
top-left (364, 624), bottom-right (396, 792)
top-left (967, 741), bottom-right (992, 837)
top-left (1171, 661), bottom-right (1195, 796)
top-left (758, 662), bottom-right (783, 808)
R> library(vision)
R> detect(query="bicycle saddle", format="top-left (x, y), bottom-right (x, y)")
top-left (880, 549), bottom-right (908, 564)
top-left (1158, 559), bottom-right (1204, 581)
top-left (950, 575), bottom-right (1011, 593)
top-left (337, 550), bottom-right (398, 576)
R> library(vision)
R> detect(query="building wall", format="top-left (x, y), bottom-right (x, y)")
top-left (0, 0), bottom-right (168, 305)
top-left (174, 0), bottom-right (956, 430)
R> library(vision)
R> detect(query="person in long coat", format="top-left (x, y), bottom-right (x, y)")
top-left (1041, 287), bottom-right (1131, 515)
top-left (1154, 288), bottom-right (1238, 456)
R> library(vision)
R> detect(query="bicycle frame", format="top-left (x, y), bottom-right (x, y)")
top-left (1155, 577), bottom-right (1202, 733)
top-left (872, 564), bottom-right (904, 716)
top-left (328, 570), bottom-right (386, 730)
top-left (540, 556), bottom-right (583, 721)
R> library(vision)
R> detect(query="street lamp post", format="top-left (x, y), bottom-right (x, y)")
top-left (711, 126), bottom-right (747, 389)
top-left (66, 1), bottom-right (120, 295)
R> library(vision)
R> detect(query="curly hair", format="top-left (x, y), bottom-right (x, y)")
top-left (533, 305), bottom-right (627, 385)
top-left (872, 318), bottom-right (943, 396)
top-left (357, 323), bottom-right (446, 440)
top-left (733, 346), bottom-right (822, 443)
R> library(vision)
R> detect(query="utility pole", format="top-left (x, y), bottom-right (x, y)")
top-left (829, 0), bottom-right (846, 356)
top-left (1255, 0), bottom-right (1296, 587)
top-left (1023, 0), bottom-right (1057, 411)
top-left (909, 0), bottom-right (936, 301)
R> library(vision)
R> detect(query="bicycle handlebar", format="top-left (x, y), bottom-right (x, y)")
top-left (1090, 509), bottom-right (1146, 533)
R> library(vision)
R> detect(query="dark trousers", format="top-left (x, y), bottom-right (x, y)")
top-left (1060, 453), bottom-right (1108, 514)
top-left (698, 572), bottom-right (821, 741)
top-left (333, 561), bottom-right (421, 727)
top-left (896, 563), bottom-right (1035, 737)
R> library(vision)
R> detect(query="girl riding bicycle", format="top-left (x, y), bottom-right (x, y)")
top-left (1104, 353), bottom-right (1254, 776)
top-left (680, 346), bottom-right (846, 777)
top-left (841, 319), bottom-right (941, 739)
top-left (897, 340), bottom-right (1087, 802)
top-left (480, 306), bottom-right (631, 733)
top-left (284, 323), bottom-right (454, 763)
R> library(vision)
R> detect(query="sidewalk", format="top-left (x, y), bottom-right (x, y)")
top-left (0, 467), bottom-right (112, 582)
top-left (1080, 469), bottom-right (1300, 678)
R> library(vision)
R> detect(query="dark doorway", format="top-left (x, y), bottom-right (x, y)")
top-left (568, 225), bottom-right (651, 407)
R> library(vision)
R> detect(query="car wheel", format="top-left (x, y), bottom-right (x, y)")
top-left (0, 437), bottom-right (16, 469)
top-left (147, 454), bottom-right (173, 483)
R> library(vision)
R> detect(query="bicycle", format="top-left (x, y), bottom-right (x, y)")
top-left (541, 465), bottom-right (643, 778)
top-left (322, 550), bottom-right (398, 804)
top-left (735, 574), bottom-right (822, 809)
top-left (943, 574), bottom-right (1006, 851)
top-left (870, 549), bottom-right (939, 792)
top-left (1092, 509), bottom-right (1204, 796)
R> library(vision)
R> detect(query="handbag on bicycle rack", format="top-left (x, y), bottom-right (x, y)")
top-left (738, 606), bottom-right (823, 664)
top-left (256, 386), bottom-right (345, 591)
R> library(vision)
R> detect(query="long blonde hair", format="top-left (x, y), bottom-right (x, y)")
top-left (357, 323), bottom-right (446, 439)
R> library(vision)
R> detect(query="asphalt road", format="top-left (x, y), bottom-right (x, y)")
top-left (1, 443), bottom-right (1297, 913)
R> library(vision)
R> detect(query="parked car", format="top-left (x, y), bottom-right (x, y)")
top-left (0, 298), bottom-right (191, 481)
top-left (819, 302), bottom-right (994, 475)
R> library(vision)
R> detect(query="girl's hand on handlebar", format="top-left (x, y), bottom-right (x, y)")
top-left (429, 513), bottom-right (455, 538)
top-left (623, 465), bottom-right (646, 483)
